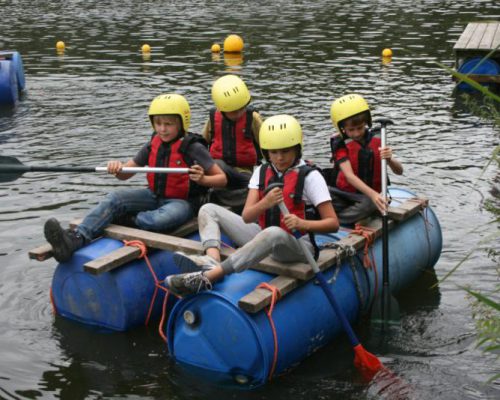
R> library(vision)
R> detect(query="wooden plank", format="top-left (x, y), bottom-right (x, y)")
top-left (28, 243), bottom-right (53, 261)
top-left (479, 22), bottom-right (500, 49)
top-left (454, 22), bottom-right (479, 51)
top-left (84, 246), bottom-right (141, 275)
top-left (29, 217), bottom-right (198, 262)
top-left (467, 23), bottom-right (487, 50)
top-left (387, 197), bottom-right (427, 221)
top-left (238, 275), bottom-right (300, 313)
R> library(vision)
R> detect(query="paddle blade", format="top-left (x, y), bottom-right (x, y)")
top-left (0, 156), bottom-right (26, 183)
top-left (353, 343), bottom-right (385, 382)
top-left (370, 294), bottom-right (401, 328)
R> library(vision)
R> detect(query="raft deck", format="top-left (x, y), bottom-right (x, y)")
top-left (30, 197), bottom-right (427, 313)
top-left (453, 21), bottom-right (500, 83)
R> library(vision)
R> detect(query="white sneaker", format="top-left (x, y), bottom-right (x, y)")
top-left (173, 251), bottom-right (219, 273)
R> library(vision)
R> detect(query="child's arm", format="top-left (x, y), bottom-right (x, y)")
top-left (283, 201), bottom-right (339, 233)
top-left (241, 187), bottom-right (283, 223)
top-left (189, 163), bottom-right (227, 188)
top-left (107, 159), bottom-right (138, 181)
top-left (380, 146), bottom-right (403, 175)
top-left (339, 160), bottom-right (386, 214)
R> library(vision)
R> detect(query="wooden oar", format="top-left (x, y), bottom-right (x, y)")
top-left (0, 156), bottom-right (189, 183)
top-left (371, 118), bottom-right (400, 327)
top-left (276, 198), bottom-right (386, 381)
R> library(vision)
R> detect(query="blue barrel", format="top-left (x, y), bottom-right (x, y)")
top-left (457, 57), bottom-right (500, 91)
top-left (51, 237), bottom-right (183, 331)
top-left (0, 60), bottom-right (18, 105)
top-left (166, 188), bottom-right (442, 387)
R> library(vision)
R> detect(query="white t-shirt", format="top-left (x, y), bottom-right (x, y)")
top-left (248, 160), bottom-right (332, 207)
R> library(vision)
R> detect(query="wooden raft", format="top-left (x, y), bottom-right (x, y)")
top-left (453, 21), bottom-right (500, 84)
top-left (28, 197), bottom-right (426, 312)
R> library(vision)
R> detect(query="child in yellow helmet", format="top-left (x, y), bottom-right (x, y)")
top-left (328, 94), bottom-right (403, 224)
top-left (202, 74), bottom-right (263, 211)
top-left (44, 94), bottom-right (227, 263)
top-left (166, 115), bottom-right (338, 297)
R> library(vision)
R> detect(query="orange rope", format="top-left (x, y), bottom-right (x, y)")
top-left (122, 240), bottom-right (170, 335)
top-left (257, 282), bottom-right (282, 381)
top-left (350, 224), bottom-right (377, 269)
top-left (49, 287), bottom-right (56, 315)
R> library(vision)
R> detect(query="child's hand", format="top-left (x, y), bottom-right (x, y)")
top-left (379, 146), bottom-right (393, 160)
top-left (370, 192), bottom-right (388, 214)
top-left (188, 164), bottom-right (205, 182)
top-left (263, 187), bottom-right (284, 209)
top-left (283, 214), bottom-right (305, 231)
top-left (107, 160), bottom-right (123, 175)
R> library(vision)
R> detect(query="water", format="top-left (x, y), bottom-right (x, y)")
top-left (0, 0), bottom-right (499, 398)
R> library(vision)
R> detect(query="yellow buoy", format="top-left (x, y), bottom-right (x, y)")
top-left (382, 48), bottom-right (393, 57)
top-left (211, 43), bottom-right (221, 53)
top-left (56, 41), bottom-right (65, 51)
top-left (224, 34), bottom-right (244, 53)
top-left (142, 44), bottom-right (151, 53)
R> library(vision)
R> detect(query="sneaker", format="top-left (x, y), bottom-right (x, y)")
top-left (44, 218), bottom-right (85, 262)
top-left (165, 271), bottom-right (213, 297)
top-left (173, 251), bottom-right (219, 273)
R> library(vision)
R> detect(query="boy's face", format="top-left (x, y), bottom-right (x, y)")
top-left (268, 146), bottom-right (297, 172)
top-left (153, 115), bottom-right (181, 142)
top-left (224, 106), bottom-right (246, 122)
top-left (342, 120), bottom-right (366, 141)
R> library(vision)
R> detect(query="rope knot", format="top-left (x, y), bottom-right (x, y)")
top-left (123, 239), bottom-right (147, 258)
top-left (351, 224), bottom-right (377, 269)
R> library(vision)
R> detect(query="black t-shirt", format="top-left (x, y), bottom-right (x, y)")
top-left (133, 140), bottom-right (215, 171)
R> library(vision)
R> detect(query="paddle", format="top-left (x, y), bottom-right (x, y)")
top-left (372, 118), bottom-right (399, 327)
top-left (0, 156), bottom-right (189, 183)
top-left (274, 194), bottom-right (385, 381)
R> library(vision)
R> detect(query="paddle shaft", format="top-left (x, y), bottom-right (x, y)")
top-left (1, 165), bottom-right (189, 174)
top-left (277, 202), bottom-right (360, 347)
top-left (375, 118), bottom-right (393, 324)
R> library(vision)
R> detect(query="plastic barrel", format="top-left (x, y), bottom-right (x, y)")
top-left (166, 188), bottom-right (442, 387)
top-left (51, 237), bottom-right (182, 331)
top-left (0, 60), bottom-right (18, 105)
top-left (457, 57), bottom-right (500, 91)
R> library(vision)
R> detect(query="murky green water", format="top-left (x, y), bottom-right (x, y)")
top-left (0, 1), bottom-right (499, 399)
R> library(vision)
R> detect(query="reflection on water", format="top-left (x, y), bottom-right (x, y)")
top-left (0, 0), bottom-right (499, 399)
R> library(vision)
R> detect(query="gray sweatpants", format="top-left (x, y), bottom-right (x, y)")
top-left (198, 203), bottom-right (313, 274)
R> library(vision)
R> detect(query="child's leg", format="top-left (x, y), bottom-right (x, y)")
top-left (198, 203), bottom-right (261, 261)
top-left (337, 195), bottom-right (377, 225)
top-left (78, 188), bottom-right (157, 241)
top-left (219, 226), bottom-right (310, 275)
top-left (135, 198), bottom-right (194, 232)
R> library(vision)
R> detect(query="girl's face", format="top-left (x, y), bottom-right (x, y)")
top-left (342, 119), bottom-right (366, 141)
top-left (224, 106), bottom-right (246, 122)
top-left (268, 147), bottom-right (298, 172)
top-left (153, 115), bottom-right (181, 142)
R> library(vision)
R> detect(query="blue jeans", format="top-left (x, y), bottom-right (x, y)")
top-left (76, 188), bottom-right (194, 241)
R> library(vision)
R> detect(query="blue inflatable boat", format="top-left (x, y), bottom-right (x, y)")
top-left (47, 187), bottom-right (441, 385)
top-left (0, 51), bottom-right (25, 105)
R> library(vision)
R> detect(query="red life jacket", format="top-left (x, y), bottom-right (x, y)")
top-left (333, 129), bottom-right (382, 193)
top-left (146, 133), bottom-right (207, 199)
top-left (209, 107), bottom-right (260, 167)
top-left (257, 163), bottom-right (314, 235)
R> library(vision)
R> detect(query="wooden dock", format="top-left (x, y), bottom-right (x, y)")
top-left (453, 21), bottom-right (500, 84)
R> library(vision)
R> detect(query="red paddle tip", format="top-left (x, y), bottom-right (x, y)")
top-left (353, 344), bottom-right (385, 382)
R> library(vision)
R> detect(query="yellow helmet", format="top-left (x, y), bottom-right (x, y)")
top-left (330, 93), bottom-right (371, 132)
top-left (259, 115), bottom-right (303, 150)
top-left (148, 93), bottom-right (191, 132)
top-left (211, 74), bottom-right (251, 112)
